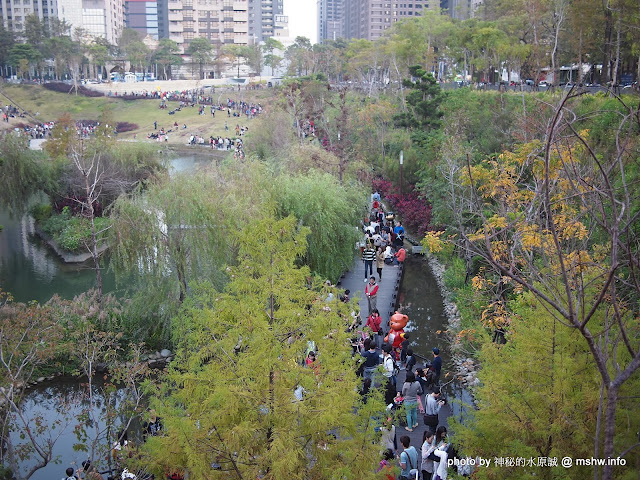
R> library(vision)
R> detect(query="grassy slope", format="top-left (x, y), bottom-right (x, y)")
top-left (0, 85), bottom-right (273, 145)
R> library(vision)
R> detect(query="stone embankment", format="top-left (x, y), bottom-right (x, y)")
top-left (424, 253), bottom-right (480, 388)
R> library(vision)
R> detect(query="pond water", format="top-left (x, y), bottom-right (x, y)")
top-left (0, 155), bottom-right (215, 304)
top-left (396, 254), bottom-right (473, 422)
top-left (10, 377), bottom-right (145, 480)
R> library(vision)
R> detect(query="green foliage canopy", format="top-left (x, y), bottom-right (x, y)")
top-left (140, 216), bottom-right (386, 479)
top-left (274, 172), bottom-right (366, 283)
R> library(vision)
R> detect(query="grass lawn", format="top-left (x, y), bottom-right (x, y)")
top-left (0, 84), bottom-right (274, 145)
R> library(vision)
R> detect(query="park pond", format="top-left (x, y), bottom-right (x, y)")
top-left (0, 154), bottom-right (216, 304)
top-left (11, 377), bottom-right (147, 480)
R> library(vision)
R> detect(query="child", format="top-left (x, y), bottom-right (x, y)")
top-left (376, 448), bottom-right (397, 480)
top-left (64, 467), bottom-right (78, 480)
top-left (405, 349), bottom-right (416, 372)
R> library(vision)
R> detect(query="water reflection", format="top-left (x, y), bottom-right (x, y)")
top-left (0, 155), bottom-right (212, 304)
top-left (11, 377), bottom-right (144, 480)
top-left (396, 254), bottom-right (474, 422)
top-left (169, 153), bottom-right (216, 175)
top-left (0, 208), bottom-right (117, 304)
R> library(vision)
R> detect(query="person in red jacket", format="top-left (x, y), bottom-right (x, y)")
top-left (366, 308), bottom-right (383, 348)
top-left (365, 276), bottom-right (379, 315)
top-left (394, 247), bottom-right (406, 264)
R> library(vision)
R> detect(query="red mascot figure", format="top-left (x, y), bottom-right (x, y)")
top-left (384, 311), bottom-right (408, 360)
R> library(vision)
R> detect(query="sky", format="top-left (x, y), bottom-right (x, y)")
top-left (283, 0), bottom-right (318, 44)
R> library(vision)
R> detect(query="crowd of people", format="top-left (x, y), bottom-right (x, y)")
top-left (60, 192), bottom-right (458, 479)
top-left (149, 96), bottom-right (259, 153)
top-left (2, 103), bottom-right (28, 122)
top-left (356, 192), bottom-right (460, 480)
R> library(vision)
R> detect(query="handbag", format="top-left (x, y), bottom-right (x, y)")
top-left (424, 413), bottom-right (439, 428)
top-left (407, 449), bottom-right (419, 479)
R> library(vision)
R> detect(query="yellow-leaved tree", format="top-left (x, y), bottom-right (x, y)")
top-left (425, 93), bottom-right (640, 480)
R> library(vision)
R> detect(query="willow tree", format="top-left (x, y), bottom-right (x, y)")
top-left (109, 161), bottom-right (273, 341)
top-left (0, 134), bottom-right (58, 214)
top-left (137, 216), bottom-right (386, 479)
top-left (274, 172), bottom-right (366, 283)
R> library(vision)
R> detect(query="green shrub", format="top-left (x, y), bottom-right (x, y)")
top-left (56, 217), bottom-right (87, 251)
top-left (442, 256), bottom-right (467, 291)
top-left (41, 210), bottom-right (110, 252)
top-left (29, 203), bottom-right (53, 223)
top-left (41, 207), bottom-right (71, 236)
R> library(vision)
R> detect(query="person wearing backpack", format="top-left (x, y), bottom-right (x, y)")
top-left (398, 435), bottom-right (419, 480)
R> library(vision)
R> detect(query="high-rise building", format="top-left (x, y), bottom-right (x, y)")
top-left (317, 0), bottom-right (342, 42)
top-left (167, 0), bottom-right (248, 53)
top-left (125, 0), bottom-right (168, 39)
top-left (0, 0), bottom-right (60, 35)
top-left (0, 0), bottom-right (125, 43)
top-left (248, 0), bottom-right (286, 43)
top-left (79, 0), bottom-right (125, 43)
top-left (343, 0), bottom-right (438, 41)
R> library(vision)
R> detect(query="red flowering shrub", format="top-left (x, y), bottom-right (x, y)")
top-left (371, 177), bottom-right (432, 236)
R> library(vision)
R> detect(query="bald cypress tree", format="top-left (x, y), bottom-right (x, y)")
top-left (139, 216), bottom-right (387, 479)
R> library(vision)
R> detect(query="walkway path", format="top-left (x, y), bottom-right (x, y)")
top-left (337, 256), bottom-right (404, 323)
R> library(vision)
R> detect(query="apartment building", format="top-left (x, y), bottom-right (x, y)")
top-left (125, 0), bottom-right (168, 39)
top-left (0, 0), bottom-right (60, 35)
top-left (0, 0), bottom-right (124, 43)
top-left (317, 0), bottom-right (343, 43)
top-left (446, 0), bottom-right (482, 19)
top-left (78, 0), bottom-right (125, 44)
top-left (248, 0), bottom-right (286, 43)
top-left (168, 0), bottom-right (248, 52)
top-left (343, 0), bottom-right (439, 40)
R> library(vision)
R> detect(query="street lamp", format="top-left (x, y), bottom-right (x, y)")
top-left (399, 150), bottom-right (403, 197)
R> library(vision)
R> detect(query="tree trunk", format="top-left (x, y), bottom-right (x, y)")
top-left (594, 379), bottom-right (605, 480)
top-left (602, 5), bottom-right (613, 83)
top-left (84, 170), bottom-right (103, 302)
top-left (89, 214), bottom-right (103, 301)
top-left (602, 385), bottom-right (618, 480)
top-left (612, 12), bottom-right (621, 85)
top-left (578, 29), bottom-right (584, 84)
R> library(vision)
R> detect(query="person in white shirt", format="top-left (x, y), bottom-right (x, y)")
top-left (433, 445), bottom-right (448, 480)
top-left (432, 426), bottom-right (449, 480)
top-left (421, 429), bottom-right (436, 479)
